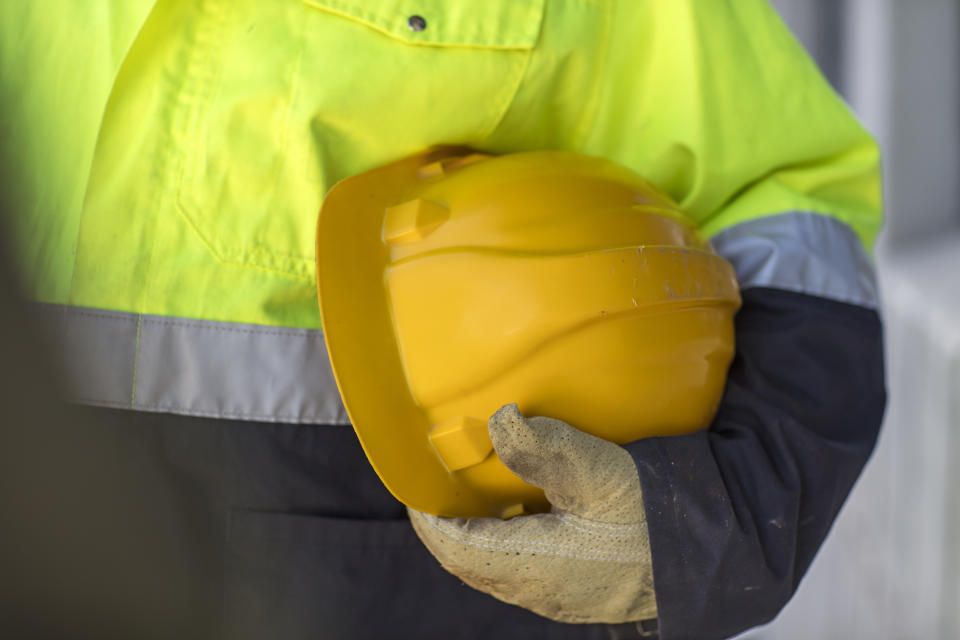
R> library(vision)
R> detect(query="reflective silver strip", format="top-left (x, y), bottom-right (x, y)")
top-left (709, 211), bottom-right (878, 309)
top-left (35, 304), bottom-right (350, 424)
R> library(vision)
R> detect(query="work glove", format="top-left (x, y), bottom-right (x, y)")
top-left (408, 403), bottom-right (657, 624)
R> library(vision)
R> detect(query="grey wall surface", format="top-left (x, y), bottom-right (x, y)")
top-left (767, 0), bottom-right (846, 91)
top-left (770, 0), bottom-right (960, 245)
top-left (880, 0), bottom-right (960, 243)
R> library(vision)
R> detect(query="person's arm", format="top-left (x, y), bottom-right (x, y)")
top-left (629, 223), bottom-right (884, 638)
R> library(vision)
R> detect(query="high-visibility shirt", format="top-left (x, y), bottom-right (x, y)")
top-left (0, 0), bottom-right (881, 422)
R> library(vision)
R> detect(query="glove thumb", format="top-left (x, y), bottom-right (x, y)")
top-left (488, 404), bottom-right (645, 522)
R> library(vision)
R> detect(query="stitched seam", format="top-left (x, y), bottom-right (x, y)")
top-left (300, 0), bottom-right (540, 49)
top-left (222, 256), bottom-right (314, 282)
top-left (172, 194), bottom-right (314, 282)
top-left (558, 518), bottom-right (644, 540)
top-left (36, 305), bottom-right (140, 325)
top-left (141, 317), bottom-right (323, 337)
top-left (37, 304), bottom-right (324, 337)
top-left (171, 0), bottom-right (230, 271)
top-left (437, 535), bottom-right (642, 562)
top-left (424, 517), bottom-right (642, 562)
top-left (571, 0), bottom-right (612, 150)
top-left (130, 314), bottom-right (142, 408)
top-left (559, 511), bottom-right (640, 530)
top-left (246, 244), bottom-right (314, 261)
top-left (247, 29), bottom-right (310, 262)
top-left (428, 517), bottom-right (641, 556)
top-left (136, 401), bottom-right (332, 421)
top-left (476, 29), bottom-right (537, 142)
top-left (74, 397), bottom-right (346, 423)
top-left (557, 513), bottom-right (644, 536)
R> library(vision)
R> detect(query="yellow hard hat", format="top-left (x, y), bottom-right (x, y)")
top-left (316, 148), bottom-right (740, 518)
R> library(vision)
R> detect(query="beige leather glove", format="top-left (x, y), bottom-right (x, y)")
top-left (408, 404), bottom-right (657, 624)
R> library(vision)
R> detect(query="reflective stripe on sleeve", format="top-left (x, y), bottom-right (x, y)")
top-left (35, 304), bottom-right (350, 424)
top-left (709, 211), bottom-right (878, 309)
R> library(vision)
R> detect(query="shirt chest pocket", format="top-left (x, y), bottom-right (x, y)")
top-left (177, 0), bottom-right (544, 280)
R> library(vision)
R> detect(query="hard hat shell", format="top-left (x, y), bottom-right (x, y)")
top-left (316, 148), bottom-right (740, 518)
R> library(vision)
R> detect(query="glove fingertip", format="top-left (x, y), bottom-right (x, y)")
top-left (488, 403), bottom-right (528, 450)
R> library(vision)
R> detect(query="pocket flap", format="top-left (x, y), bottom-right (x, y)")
top-left (302, 0), bottom-right (545, 49)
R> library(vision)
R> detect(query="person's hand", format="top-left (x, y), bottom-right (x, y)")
top-left (408, 404), bottom-right (657, 624)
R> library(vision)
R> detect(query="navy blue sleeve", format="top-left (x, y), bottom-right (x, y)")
top-left (625, 287), bottom-right (886, 640)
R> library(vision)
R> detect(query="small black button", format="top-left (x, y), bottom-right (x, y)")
top-left (407, 15), bottom-right (427, 32)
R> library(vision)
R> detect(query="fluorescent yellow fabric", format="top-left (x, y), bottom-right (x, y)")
top-left (0, 1), bottom-right (155, 303)
top-left (0, 0), bottom-right (881, 330)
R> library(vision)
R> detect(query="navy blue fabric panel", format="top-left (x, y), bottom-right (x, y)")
top-left (626, 287), bottom-right (886, 640)
top-left (2, 398), bottom-right (616, 639)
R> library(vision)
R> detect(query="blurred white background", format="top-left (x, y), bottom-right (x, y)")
top-left (739, 2), bottom-right (960, 638)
